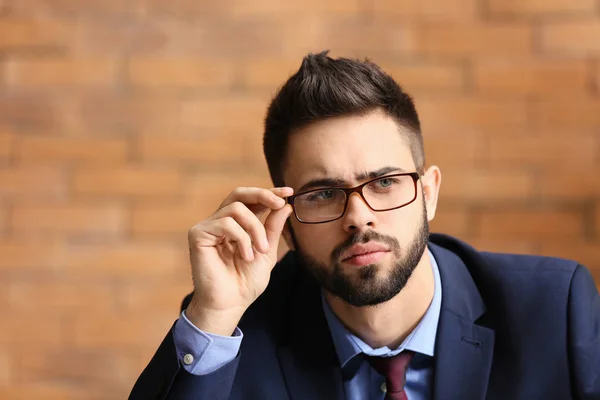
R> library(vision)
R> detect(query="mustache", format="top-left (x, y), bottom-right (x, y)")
top-left (330, 230), bottom-right (401, 262)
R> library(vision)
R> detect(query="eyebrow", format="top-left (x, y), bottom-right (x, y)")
top-left (296, 166), bottom-right (407, 193)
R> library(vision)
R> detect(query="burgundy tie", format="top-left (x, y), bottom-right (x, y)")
top-left (366, 350), bottom-right (415, 400)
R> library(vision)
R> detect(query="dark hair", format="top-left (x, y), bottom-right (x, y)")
top-left (263, 50), bottom-right (425, 188)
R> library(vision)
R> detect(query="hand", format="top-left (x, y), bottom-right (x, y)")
top-left (185, 186), bottom-right (294, 335)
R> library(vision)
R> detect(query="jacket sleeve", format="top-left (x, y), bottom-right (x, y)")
top-left (128, 322), bottom-right (241, 400)
top-left (568, 264), bottom-right (600, 398)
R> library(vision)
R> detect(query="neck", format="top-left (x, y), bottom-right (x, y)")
top-left (325, 249), bottom-right (435, 350)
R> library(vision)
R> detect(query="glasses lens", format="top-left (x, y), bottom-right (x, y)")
top-left (292, 175), bottom-right (417, 223)
top-left (294, 189), bottom-right (346, 223)
top-left (363, 175), bottom-right (416, 210)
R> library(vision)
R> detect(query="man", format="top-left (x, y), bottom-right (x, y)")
top-left (129, 51), bottom-right (600, 400)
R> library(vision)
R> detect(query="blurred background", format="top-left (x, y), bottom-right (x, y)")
top-left (0, 0), bottom-right (598, 399)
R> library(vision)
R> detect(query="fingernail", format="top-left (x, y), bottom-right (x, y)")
top-left (261, 238), bottom-right (270, 251)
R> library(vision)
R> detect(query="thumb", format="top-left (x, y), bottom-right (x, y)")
top-left (264, 204), bottom-right (293, 258)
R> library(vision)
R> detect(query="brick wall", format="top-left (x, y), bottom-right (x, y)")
top-left (0, 1), bottom-right (598, 398)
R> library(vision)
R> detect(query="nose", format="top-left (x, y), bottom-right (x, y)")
top-left (341, 192), bottom-right (376, 233)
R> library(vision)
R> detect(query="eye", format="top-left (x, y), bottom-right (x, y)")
top-left (307, 189), bottom-right (334, 201)
top-left (378, 178), bottom-right (394, 187)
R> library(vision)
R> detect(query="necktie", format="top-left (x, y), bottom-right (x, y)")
top-left (366, 350), bottom-right (415, 400)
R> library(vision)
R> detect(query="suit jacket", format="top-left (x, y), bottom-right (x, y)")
top-left (129, 233), bottom-right (600, 400)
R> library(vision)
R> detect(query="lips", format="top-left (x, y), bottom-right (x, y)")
top-left (341, 243), bottom-right (389, 263)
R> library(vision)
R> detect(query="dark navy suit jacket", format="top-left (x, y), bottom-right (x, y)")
top-left (129, 234), bottom-right (600, 399)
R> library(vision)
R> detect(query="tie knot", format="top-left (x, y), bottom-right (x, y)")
top-left (366, 350), bottom-right (415, 396)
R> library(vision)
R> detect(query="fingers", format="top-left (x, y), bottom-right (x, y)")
top-left (219, 187), bottom-right (293, 213)
top-left (192, 217), bottom-right (256, 262)
top-left (213, 201), bottom-right (270, 254)
top-left (264, 204), bottom-right (293, 258)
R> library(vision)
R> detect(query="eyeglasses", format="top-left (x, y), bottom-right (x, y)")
top-left (287, 172), bottom-right (420, 224)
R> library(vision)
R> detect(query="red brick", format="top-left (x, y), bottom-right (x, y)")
top-left (11, 203), bottom-right (127, 235)
top-left (127, 58), bottom-right (235, 88)
top-left (418, 98), bottom-right (529, 134)
top-left (0, 167), bottom-right (66, 200)
top-left (442, 169), bottom-right (535, 201)
top-left (416, 22), bottom-right (533, 57)
top-left (8, 281), bottom-right (118, 314)
top-left (538, 240), bottom-right (600, 280)
top-left (0, 384), bottom-right (118, 400)
top-left (309, 22), bottom-right (416, 59)
top-left (373, 0), bottom-right (478, 20)
top-left (137, 134), bottom-right (246, 165)
top-left (377, 61), bottom-right (465, 92)
top-left (15, 136), bottom-right (129, 164)
top-left (0, 239), bottom-right (65, 270)
top-left (539, 170), bottom-right (600, 199)
top-left (0, 385), bottom-right (73, 400)
top-left (73, 167), bottom-right (182, 196)
top-left (0, 129), bottom-right (13, 159)
top-left (179, 96), bottom-right (268, 130)
top-left (184, 172), bottom-right (275, 203)
top-left (0, 347), bottom-right (11, 386)
top-left (145, 0), bottom-right (362, 18)
top-left (0, 206), bottom-right (4, 235)
top-left (131, 203), bottom-right (214, 236)
top-left (424, 134), bottom-right (486, 168)
top-left (117, 281), bottom-right (191, 314)
top-left (0, 313), bottom-right (62, 346)
top-left (15, 346), bottom-right (144, 388)
top-left (466, 237), bottom-right (537, 255)
top-left (64, 242), bottom-right (184, 278)
top-left (232, 0), bottom-right (362, 18)
top-left (488, 134), bottom-right (597, 168)
top-left (595, 62), bottom-right (600, 92)
top-left (0, 17), bottom-right (71, 48)
top-left (487, 0), bottom-right (596, 16)
top-left (239, 58), bottom-right (304, 89)
top-left (533, 100), bottom-right (600, 130)
top-left (0, 96), bottom-right (64, 131)
top-left (133, 173), bottom-right (275, 235)
top-left (429, 208), bottom-right (471, 237)
top-left (477, 209), bottom-right (584, 239)
top-left (541, 19), bottom-right (600, 54)
top-left (473, 59), bottom-right (589, 95)
top-left (5, 58), bottom-right (118, 88)
top-left (78, 95), bottom-right (269, 132)
top-left (75, 95), bottom-right (179, 132)
top-left (11, 0), bottom-right (144, 16)
top-left (595, 203), bottom-right (600, 236)
top-left (70, 312), bottom-right (176, 347)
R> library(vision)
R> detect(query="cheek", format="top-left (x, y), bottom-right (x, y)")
top-left (293, 223), bottom-right (341, 260)
top-left (386, 202), bottom-right (423, 237)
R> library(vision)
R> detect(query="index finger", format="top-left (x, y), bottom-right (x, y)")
top-left (219, 186), bottom-right (294, 211)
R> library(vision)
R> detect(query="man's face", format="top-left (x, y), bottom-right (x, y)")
top-left (283, 109), bottom-right (437, 307)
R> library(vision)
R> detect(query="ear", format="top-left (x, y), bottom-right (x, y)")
top-left (420, 165), bottom-right (442, 223)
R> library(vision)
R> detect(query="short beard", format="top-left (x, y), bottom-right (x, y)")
top-left (294, 209), bottom-right (429, 307)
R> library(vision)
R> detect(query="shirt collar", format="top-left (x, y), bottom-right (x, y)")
top-left (322, 248), bottom-right (443, 368)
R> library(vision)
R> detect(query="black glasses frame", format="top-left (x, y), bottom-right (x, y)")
top-left (286, 172), bottom-right (421, 224)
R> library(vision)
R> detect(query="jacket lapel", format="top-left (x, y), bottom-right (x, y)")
top-left (429, 237), bottom-right (495, 400)
top-left (276, 254), bottom-right (345, 400)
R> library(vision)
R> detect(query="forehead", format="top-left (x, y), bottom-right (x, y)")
top-left (283, 110), bottom-right (416, 188)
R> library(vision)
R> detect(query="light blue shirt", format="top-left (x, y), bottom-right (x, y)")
top-left (173, 248), bottom-right (442, 400)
